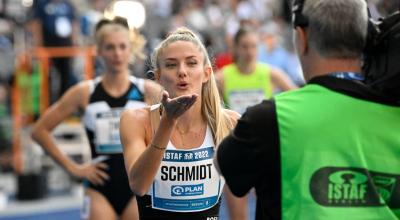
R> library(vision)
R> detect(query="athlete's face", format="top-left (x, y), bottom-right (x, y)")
top-left (236, 32), bottom-right (258, 64)
top-left (98, 30), bottom-right (131, 74)
top-left (156, 41), bottom-right (211, 98)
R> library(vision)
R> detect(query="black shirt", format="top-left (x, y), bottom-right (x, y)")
top-left (216, 75), bottom-right (400, 220)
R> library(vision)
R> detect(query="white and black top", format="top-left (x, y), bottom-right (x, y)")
top-left (137, 115), bottom-right (224, 220)
top-left (81, 76), bottom-right (147, 215)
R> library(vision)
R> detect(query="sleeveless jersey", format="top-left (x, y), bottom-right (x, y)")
top-left (223, 63), bottom-right (273, 114)
top-left (137, 122), bottom-right (224, 219)
top-left (81, 76), bottom-right (146, 214)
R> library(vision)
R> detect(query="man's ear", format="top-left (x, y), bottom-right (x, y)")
top-left (203, 66), bottom-right (212, 83)
top-left (295, 27), bottom-right (308, 56)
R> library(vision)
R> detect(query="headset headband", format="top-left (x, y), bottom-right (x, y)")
top-left (292, 0), bottom-right (308, 28)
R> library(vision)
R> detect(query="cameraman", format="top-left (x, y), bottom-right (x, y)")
top-left (214, 0), bottom-right (400, 219)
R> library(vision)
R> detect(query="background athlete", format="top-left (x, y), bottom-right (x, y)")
top-left (32, 17), bottom-right (161, 220)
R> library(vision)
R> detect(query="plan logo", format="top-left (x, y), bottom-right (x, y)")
top-left (310, 167), bottom-right (400, 207)
top-left (171, 184), bottom-right (204, 197)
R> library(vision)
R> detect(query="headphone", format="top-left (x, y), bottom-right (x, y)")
top-left (292, 0), bottom-right (309, 28)
top-left (292, 0), bottom-right (379, 34)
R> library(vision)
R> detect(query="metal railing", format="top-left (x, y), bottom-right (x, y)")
top-left (12, 46), bottom-right (96, 173)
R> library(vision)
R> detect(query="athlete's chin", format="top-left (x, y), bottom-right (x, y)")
top-left (175, 89), bottom-right (198, 97)
top-left (109, 67), bottom-right (126, 74)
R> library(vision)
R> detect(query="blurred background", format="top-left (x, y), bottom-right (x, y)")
top-left (0, 0), bottom-right (397, 219)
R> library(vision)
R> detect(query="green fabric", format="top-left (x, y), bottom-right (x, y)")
top-left (16, 63), bottom-right (41, 115)
top-left (31, 63), bottom-right (41, 115)
top-left (0, 104), bottom-right (6, 118)
top-left (276, 84), bottom-right (400, 220)
top-left (222, 63), bottom-right (272, 113)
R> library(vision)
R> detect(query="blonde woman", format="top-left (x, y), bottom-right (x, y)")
top-left (31, 17), bottom-right (161, 220)
top-left (120, 27), bottom-right (242, 219)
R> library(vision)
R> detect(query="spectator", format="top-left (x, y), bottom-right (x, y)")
top-left (28, 0), bottom-right (79, 99)
top-left (215, 0), bottom-right (400, 219)
top-left (258, 21), bottom-right (304, 86)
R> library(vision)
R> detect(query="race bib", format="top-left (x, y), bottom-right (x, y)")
top-left (151, 147), bottom-right (223, 212)
top-left (55, 16), bottom-right (72, 37)
top-left (229, 89), bottom-right (265, 114)
top-left (94, 109), bottom-right (124, 154)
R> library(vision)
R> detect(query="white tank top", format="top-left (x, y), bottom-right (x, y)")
top-left (148, 125), bottom-right (225, 212)
top-left (82, 76), bottom-right (146, 154)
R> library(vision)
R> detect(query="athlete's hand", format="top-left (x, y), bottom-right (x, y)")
top-left (161, 91), bottom-right (198, 120)
top-left (69, 162), bottom-right (109, 186)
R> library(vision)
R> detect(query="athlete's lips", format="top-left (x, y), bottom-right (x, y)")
top-left (177, 82), bottom-right (189, 89)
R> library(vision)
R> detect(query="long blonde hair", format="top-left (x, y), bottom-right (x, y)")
top-left (151, 27), bottom-right (234, 145)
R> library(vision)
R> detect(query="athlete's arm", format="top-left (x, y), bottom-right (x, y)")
top-left (213, 109), bottom-right (240, 174)
top-left (224, 108), bottom-right (241, 123)
top-left (121, 107), bottom-right (156, 196)
top-left (31, 82), bottom-right (109, 185)
top-left (121, 91), bottom-right (198, 196)
top-left (270, 67), bottom-right (297, 91)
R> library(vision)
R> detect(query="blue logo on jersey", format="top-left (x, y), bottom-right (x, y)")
top-left (128, 88), bottom-right (143, 100)
top-left (171, 184), bottom-right (204, 197)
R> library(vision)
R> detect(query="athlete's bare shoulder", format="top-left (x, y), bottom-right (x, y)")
top-left (122, 106), bottom-right (151, 124)
top-left (224, 109), bottom-right (241, 122)
top-left (70, 80), bottom-right (94, 108)
top-left (120, 106), bottom-right (153, 143)
top-left (143, 79), bottom-right (163, 104)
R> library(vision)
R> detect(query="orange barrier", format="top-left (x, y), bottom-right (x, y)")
top-left (12, 46), bottom-right (96, 173)
top-left (33, 46), bottom-right (96, 114)
top-left (11, 70), bottom-right (23, 173)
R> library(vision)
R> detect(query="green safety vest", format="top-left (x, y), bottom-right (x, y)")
top-left (223, 63), bottom-right (273, 114)
top-left (275, 84), bottom-right (400, 219)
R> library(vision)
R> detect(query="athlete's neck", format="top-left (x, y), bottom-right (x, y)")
top-left (176, 100), bottom-right (206, 133)
top-left (236, 61), bottom-right (256, 75)
top-left (102, 71), bottom-right (131, 97)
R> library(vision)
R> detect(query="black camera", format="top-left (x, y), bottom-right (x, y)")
top-left (363, 9), bottom-right (400, 100)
